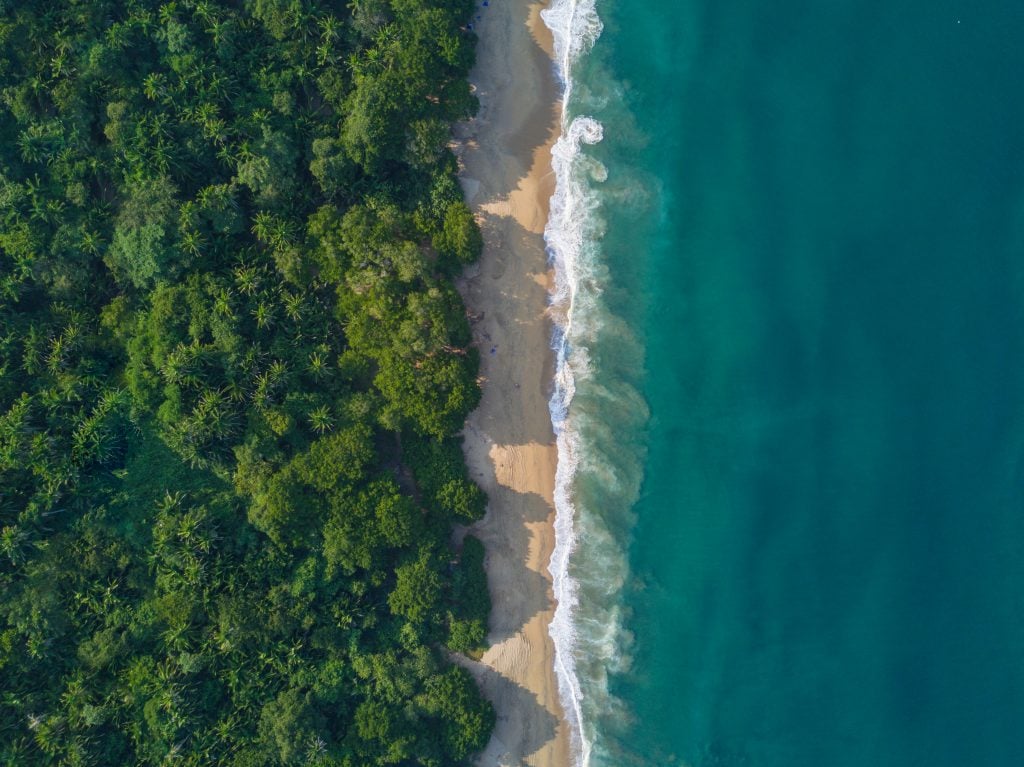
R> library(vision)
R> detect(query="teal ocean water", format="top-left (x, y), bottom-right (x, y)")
top-left (542, 1), bottom-right (1024, 765)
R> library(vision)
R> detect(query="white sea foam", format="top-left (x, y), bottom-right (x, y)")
top-left (540, 1), bottom-right (605, 765)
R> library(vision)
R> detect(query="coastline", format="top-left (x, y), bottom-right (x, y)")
top-left (453, 1), bottom-right (570, 766)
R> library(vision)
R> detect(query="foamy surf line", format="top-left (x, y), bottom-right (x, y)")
top-left (540, 0), bottom-right (604, 765)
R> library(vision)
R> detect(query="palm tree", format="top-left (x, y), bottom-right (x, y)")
top-left (78, 227), bottom-right (103, 256)
top-left (193, 0), bottom-right (214, 24)
top-left (250, 373), bottom-right (273, 411)
top-left (161, 344), bottom-right (202, 387)
top-left (0, 524), bottom-right (30, 565)
top-left (207, 19), bottom-right (229, 49)
top-left (46, 336), bottom-right (68, 374)
top-left (319, 15), bottom-right (341, 45)
top-left (282, 291), bottom-right (303, 323)
top-left (307, 349), bottom-right (328, 379)
top-left (151, 137), bottom-right (174, 174)
top-left (32, 714), bottom-right (65, 757)
top-left (213, 287), bottom-right (235, 319)
top-left (143, 72), bottom-right (166, 101)
top-left (194, 387), bottom-right (240, 440)
top-left (181, 229), bottom-right (205, 257)
top-left (252, 301), bottom-right (274, 330)
top-left (0, 736), bottom-right (33, 764)
top-left (195, 103), bottom-right (227, 143)
top-left (308, 405), bottom-right (332, 435)
top-left (233, 265), bottom-right (259, 297)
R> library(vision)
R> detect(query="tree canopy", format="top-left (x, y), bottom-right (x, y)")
top-left (0, 0), bottom-right (492, 764)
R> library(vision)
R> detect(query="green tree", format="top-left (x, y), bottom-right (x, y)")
top-left (434, 201), bottom-right (483, 272)
top-left (259, 688), bottom-right (325, 765)
top-left (106, 176), bottom-right (182, 289)
top-left (343, 72), bottom-right (406, 172)
top-left (389, 547), bottom-right (443, 625)
top-left (0, 0), bottom-right (494, 763)
top-left (236, 127), bottom-right (299, 210)
top-left (420, 667), bottom-right (495, 761)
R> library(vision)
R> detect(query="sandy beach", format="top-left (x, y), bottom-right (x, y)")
top-left (452, 1), bottom-right (569, 766)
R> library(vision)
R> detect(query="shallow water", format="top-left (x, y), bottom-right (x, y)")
top-left (545, 1), bottom-right (1024, 764)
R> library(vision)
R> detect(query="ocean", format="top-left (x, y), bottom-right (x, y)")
top-left (541, 1), bottom-right (1024, 765)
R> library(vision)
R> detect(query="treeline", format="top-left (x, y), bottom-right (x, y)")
top-left (0, 0), bottom-right (494, 764)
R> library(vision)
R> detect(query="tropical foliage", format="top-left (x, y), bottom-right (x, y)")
top-left (0, 0), bottom-right (493, 764)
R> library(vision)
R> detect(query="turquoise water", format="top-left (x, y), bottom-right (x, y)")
top-left (546, 1), bottom-right (1024, 765)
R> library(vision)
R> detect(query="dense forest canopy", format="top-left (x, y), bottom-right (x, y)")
top-left (0, 0), bottom-right (495, 764)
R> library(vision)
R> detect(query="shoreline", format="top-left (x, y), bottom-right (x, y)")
top-left (453, 1), bottom-right (570, 766)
